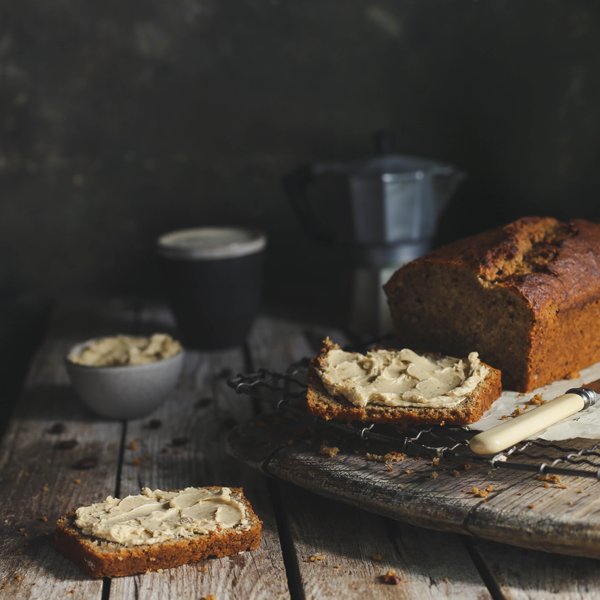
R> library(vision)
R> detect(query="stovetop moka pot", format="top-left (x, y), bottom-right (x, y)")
top-left (284, 132), bottom-right (465, 336)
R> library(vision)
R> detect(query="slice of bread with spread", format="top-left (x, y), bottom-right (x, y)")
top-left (54, 486), bottom-right (262, 578)
top-left (307, 338), bottom-right (502, 426)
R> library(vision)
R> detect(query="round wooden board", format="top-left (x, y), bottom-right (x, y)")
top-left (228, 413), bottom-right (600, 560)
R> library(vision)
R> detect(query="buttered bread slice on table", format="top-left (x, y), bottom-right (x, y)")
top-left (55, 486), bottom-right (262, 578)
top-left (307, 338), bottom-right (501, 426)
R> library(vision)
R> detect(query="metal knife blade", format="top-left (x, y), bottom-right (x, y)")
top-left (581, 378), bottom-right (600, 395)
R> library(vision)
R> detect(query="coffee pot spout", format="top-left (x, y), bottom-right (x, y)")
top-left (432, 168), bottom-right (466, 214)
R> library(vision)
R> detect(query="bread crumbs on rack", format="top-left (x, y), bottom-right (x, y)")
top-left (371, 553), bottom-right (383, 561)
top-left (380, 569), bottom-right (402, 585)
top-left (431, 456), bottom-right (440, 466)
top-left (430, 471), bottom-right (439, 480)
top-left (451, 470), bottom-right (460, 477)
top-left (319, 444), bottom-right (340, 458)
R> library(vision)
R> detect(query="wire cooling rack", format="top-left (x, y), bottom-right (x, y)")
top-left (228, 358), bottom-right (600, 480)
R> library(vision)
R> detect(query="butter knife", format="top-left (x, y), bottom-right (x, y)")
top-left (469, 380), bottom-right (600, 455)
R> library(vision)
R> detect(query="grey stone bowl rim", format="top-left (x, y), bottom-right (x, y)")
top-left (65, 336), bottom-right (185, 371)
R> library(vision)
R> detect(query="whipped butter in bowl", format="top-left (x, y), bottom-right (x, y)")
top-left (65, 334), bottom-right (184, 420)
top-left (68, 334), bottom-right (182, 367)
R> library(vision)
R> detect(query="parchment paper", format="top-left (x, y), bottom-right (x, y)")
top-left (468, 361), bottom-right (600, 440)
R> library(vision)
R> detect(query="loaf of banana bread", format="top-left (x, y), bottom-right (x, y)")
top-left (384, 216), bottom-right (600, 391)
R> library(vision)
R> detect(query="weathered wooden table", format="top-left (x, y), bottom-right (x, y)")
top-left (2, 299), bottom-right (600, 599)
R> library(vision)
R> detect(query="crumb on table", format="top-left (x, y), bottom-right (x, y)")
top-left (306, 553), bottom-right (326, 562)
top-left (380, 569), bottom-right (402, 585)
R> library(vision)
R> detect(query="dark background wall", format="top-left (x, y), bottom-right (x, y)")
top-left (1, 0), bottom-right (600, 334)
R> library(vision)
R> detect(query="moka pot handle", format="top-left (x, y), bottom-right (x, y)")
top-left (283, 165), bottom-right (333, 243)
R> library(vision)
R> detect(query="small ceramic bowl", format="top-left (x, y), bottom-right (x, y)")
top-left (65, 338), bottom-right (185, 420)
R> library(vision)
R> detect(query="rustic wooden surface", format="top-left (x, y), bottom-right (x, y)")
top-left (3, 301), bottom-right (600, 599)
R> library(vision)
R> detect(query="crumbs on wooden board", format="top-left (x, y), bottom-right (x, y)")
top-left (365, 451), bottom-right (406, 464)
top-left (469, 485), bottom-right (494, 499)
top-left (536, 474), bottom-right (568, 489)
top-left (319, 444), bottom-right (340, 458)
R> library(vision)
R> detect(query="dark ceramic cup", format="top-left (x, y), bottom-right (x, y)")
top-left (157, 227), bottom-right (266, 350)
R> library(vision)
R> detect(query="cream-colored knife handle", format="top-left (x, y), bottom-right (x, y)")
top-left (469, 393), bottom-right (585, 455)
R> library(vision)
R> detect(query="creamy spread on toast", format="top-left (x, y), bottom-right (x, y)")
top-left (75, 487), bottom-right (248, 546)
top-left (319, 347), bottom-right (488, 409)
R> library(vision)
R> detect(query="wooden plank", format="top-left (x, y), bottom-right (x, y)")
top-left (109, 306), bottom-right (289, 600)
top-left (470, 538), bottom-right (600, 600)
top-left (246, 317), bottom-right (491, 599)
top-left (0, 299), bottom-right (137, 599)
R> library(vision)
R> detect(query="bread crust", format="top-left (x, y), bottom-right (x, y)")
top-left (54, 487), bottom-right (262, 578)
top-left (306, 339), bottom-right (502, 426)
top-left (384, 217), bottom-right (600, 391)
